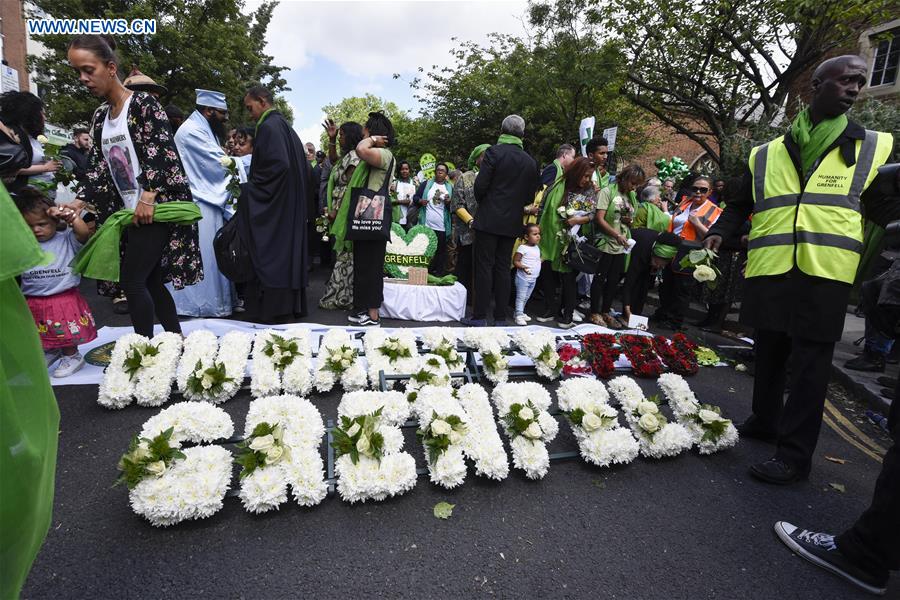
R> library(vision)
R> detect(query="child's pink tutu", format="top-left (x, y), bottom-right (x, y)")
top-left (26, 287), bottom-right (98, 350)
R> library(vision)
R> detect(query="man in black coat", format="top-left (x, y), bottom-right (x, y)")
top-left (60, 127), bottom-right (91, 182)
top-left (705, 55), bottom-right (900, 484)
top-left (462, 115), bottom-right (540, 325)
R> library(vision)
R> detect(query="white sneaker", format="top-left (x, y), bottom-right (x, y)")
top-left (572, 309), bottom-right (585, 323)
top-left (45, 349), bottom-right (62, 367)
top-left (53, 352), bottom-right (85, 378)
top-left (523, 314), bottom-right (532, 322)
top-left (515, 315), bottom-right (528, 326)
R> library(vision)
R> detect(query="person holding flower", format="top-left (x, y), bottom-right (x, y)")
top-left (169, 89), bottom-right (236, 317)
top-left (66, 34), bottom-right (202, 338)
top-left (413, 162), bottom-right (453, 276)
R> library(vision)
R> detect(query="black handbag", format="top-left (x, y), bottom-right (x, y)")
top-left (346, 158), bottom-right (395, 241)
top-left (214, 207), bottom-right (255, 283)
top-left (564, 223), bottom-right (604, 273)
top-left (0, 121), bottom-right (31, 182)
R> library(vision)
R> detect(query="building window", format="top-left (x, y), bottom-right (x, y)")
top-left (870, 28), bottom-right (899, 88)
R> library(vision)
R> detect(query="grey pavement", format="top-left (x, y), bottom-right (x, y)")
top-left (22, 267), bottom-right (897, 599)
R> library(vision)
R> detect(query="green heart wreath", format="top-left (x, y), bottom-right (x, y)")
top-left (384, 223), bottom-right (438, 279)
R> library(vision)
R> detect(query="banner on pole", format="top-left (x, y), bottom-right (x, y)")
top-left (602, 126), bottom-right (618, 152)
top-left (578, 117), bottom-right (595, 157)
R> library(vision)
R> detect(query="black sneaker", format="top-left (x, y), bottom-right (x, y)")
top-left (736, 417), bottom-right (778, 443)
top-left (357, 315), bottom-right (380, 327)
top-left (347, 311), bottom-right (366, 324)
top-left (774, 522), bottom-right (888, 596)
top-left (749, 458), bottom-right (808, 485)
top-left (845, 351), bottom-right (886, 373)
top-left (535, 314), bottom-right (556, 323)
top-left (876, 376), bottom-right (898, 388)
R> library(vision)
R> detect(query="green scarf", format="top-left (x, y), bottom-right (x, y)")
top-left (255, 108), bottom-right (275, 134)
top-left (325, 165), bottom-right (339, 213)
top-left (538, 166), bottom-right (568, 272)
top-left (642, 202), bottom-right (671, 233)
top-left (70, 202), bottom-right (202, 282)
top-left (331, 162), bottom-right (372, 253)
top-left (497, 134), bottom-right (523, 148)
top-left (790, 108), bottom-right (848, 176)
top-left (467, 143), bottom-right (490, 169)
top-left (0, 182), bottom-right (60, 600)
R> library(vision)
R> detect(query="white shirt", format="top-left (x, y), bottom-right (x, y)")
top-left (672, 209), bottom-right (690, 235)
top-left (101, 94), bottom-right (144, 209)
top-left (395, 180), bottom-right (416, 225)
top-left (28, 137), bottom-right (54, 186)
top-left (425, 182), bottom-right (449, 231)
top-left (20, 230), bottom-right (83, 297)
top-left (516, 244), bottom-right (542, 281)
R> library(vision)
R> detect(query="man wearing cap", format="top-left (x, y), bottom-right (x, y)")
top-left (123, 69), bottom-right (167, 99)
top-left (169, 89), bottom-right (235, 317)
top-left (705, 55), bottom-right (899, 484)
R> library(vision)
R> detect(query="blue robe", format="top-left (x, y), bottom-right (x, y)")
top-left (168, 110), bottom-right (234, 316)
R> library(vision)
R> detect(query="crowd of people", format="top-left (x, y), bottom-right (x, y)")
top-left (0, 35), bottom-right (898, 594)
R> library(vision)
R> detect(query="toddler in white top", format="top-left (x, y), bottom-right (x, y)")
top-left (513, 224), bottom-right (542, 325)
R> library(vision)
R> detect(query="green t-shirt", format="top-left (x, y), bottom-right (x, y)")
top-left (364, 148), bottom-right (394, 193)
top-left (595, 186), bottom-right (633, 254)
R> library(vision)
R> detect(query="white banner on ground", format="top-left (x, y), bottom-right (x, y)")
top-left (602, 126), bottom-right (618, 152)
top-left (50, 319), bottom-right (628, 387)
top-left (578, 117), bottom-right (595, 157)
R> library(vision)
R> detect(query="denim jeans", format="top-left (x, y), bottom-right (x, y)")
top-left (515, 274), bottom-right (537, 317)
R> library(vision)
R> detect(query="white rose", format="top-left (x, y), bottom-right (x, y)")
top-left (140, 354), bottom-right (156, 368)
top-left (201, 374), bottom-right (214, 390)
top-left (638, 401), bottom-right (659, 416)
top-left (249, 434), bottom-right (275, 452)
top-left (518, 406), bottom-right (534, 421)
top-left (693, 265), bottom-right (716, 283)
top-left (639, 413), bottom-right (660, 433)
top-left (132, 443), bottom-right (151, 461)
top-left (272, 424), bottom-right (285, 441)
top-left (145, 460), bottom-right (167, 477)
top-left (599, 405), bottom-right (618, 418)
top-left (524, 422), bottom-right (543, 440)
top-left (345, 422), bottom-right (361, 438)
top-left (219, 156), bottom-right (234, 167)
top-left (698, 409), bottom-right (720, 424)
top-left (356, 435), bottom-right (371, 455)
top-left (343, 349), bottom-right (355, 360)
top-left (581, 412), bottom-right (603, 432)
top-left (448, 430), bottom-right (463, 445)
top-left (340, 358), bottom-right (351, 368)
top-left (430, 419), bottom-right (452, 436)
top-left (37, 134), bottom-right (49, 144)
top-left (265, 444), bottom-right (284, 464)
top-left (566, 207), bottom-right (576, 216)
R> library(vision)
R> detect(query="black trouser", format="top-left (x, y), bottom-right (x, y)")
top-left (455, 243), bottom-right (474, 303)
top-left (120, 223), bottom-right (181, 338)
top-left (561, 270), bottom-right (578, 321)
top-left (836, 384), bottom-right (900, 577)
top-left (627, 270), bottom-right (654, 315)
top-left (658, 265), bottom-right (692, 323)
top-left (591, 252), bottom-right (625, 314)
top-left (353, 239), bottom-right (386, 311)
top-left (473, 231), bottom-right (515, 321)
top-left (537, 262), bottom-right (558, 317)
top-left (751, 329), bottom-right (835, 469)
top-left (430, 230), bottom-right (447, 277)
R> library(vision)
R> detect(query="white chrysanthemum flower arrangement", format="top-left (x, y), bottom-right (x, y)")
top-left (412, 385), bottom-right (470, 488)
top-left (237, 395), bottom-right (328, 513)
top-left (656, 373), bottom-right (738, 454)
top-left (556, 378), bottom-right (639, 468)
top-left (607, 376), bottom-right (693, 459)
top-left (492, 382), bottom-right (559, 479)
top-left (420, 328), bottom-right (465, 372)
top-left (332, 390), bottom-right (417, 503)
top-left (363, 329), bottom-right (419, 389)
top-left (313, 329), bottom-right (368, 393)
top-left (463, 328), bottom-right (511, 385)
top-left (405, 354), bottom-right (453, 401)
top-left (120, 402), bottom-right (234, 527)
top-left (454, 383), bottom-right (509, 480)
top-left (99, 332), bottom-right (183, 409)
top-left (176, 330), bottom-right (252, 404)
top-left (513, 329), bottom-right (563, 380)
top-left (251, 328), bottom-right (314, 398)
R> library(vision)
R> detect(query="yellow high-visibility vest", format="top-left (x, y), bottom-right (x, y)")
top-left (746, 130), bottom-right (893, 284)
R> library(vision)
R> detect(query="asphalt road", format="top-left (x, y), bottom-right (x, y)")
top-left (22, 268), bottom-right (896, 599)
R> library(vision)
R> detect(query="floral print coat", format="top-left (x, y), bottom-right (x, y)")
top-left (77, 91), bottom-right (203, 293)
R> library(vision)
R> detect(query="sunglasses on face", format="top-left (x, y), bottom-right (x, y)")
top-left (691, 186), bottom-right (710, 194)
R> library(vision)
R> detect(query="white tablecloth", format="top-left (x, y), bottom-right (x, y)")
top-left (379, 281), bottom-right (467, 322)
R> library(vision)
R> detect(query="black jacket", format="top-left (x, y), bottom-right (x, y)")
top-left (473, 143), bottom-right (540, 238)
top-left (60, 143), bottom-right (89, 182)
top-left (708, 120), bottom-right (899, 342)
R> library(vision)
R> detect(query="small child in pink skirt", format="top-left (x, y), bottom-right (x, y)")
top-left (15, 188), bottom-right (97, 378)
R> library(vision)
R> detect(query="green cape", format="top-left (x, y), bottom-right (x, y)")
top-left (537, 161), bottom-right (568, 272)
top-left (0, 182), bottom-right (60, 600)
top-left (69, 202), bottom-right (202, 282)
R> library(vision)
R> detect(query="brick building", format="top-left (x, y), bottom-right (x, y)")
top-left (0, 0), bottom-right (30, 92)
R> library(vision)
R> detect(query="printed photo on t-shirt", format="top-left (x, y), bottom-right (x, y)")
top-left (107, 142), bottom-right (137, 192)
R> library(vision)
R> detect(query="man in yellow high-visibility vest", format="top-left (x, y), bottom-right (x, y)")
top-left (706, 55), bottom-right (900, 485)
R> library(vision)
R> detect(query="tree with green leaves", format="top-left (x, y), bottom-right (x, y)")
top-left (28, 0), bottom-right (287, 128)
top-left (530, 0), bottom-right (896, 173)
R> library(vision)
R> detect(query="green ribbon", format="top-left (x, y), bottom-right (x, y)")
top-left (255, 108), bottom-right (275, 134)
top-left (69, 202), bottom-right (202, 282)
top-left (790, 108), bottom-right (848, 176)
top-left (427, 274), bottom-right (457, 286)
top-left (497, 134), bottom-right (523, 148)
top-left (467, 143), bottom-right (490, 170)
